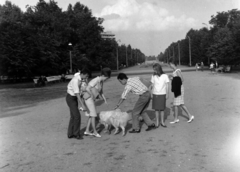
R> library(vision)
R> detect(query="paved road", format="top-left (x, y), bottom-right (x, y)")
top-left (92, 64), bottom-right (198, 77)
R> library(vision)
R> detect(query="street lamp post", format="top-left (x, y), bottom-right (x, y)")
top-left (167, 49), bottom-right (170, 63)
top-left (126, 46), bottom-right (128, 67)
top-left (68, 43), bottom-right (72, 73)
top-left (116, 39), bottom-right (121, 71)
top-left (131, 48), bottom-right (132, 65)
top-left (136, 51), bottom-right (138, 64)
top-left (172, 45), bottom-right (175, 60)
top-left (202, 23), bottom-right (210, 65)
top-left (178, 42), bottom-right (181, 65)
top-left (116, 46), bottom-right (119, 71)
top-left (187, 36), bottom-right (192, 66)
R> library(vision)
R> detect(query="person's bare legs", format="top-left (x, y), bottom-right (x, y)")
top-left (91, 117), bottom-right (101, 137)
top-left (85, 118), bottom-right (91, 133)
top-left (180, 105), bottom-right (194, 122)
top-left (160, 111), bottom-right (165, 126)
top-left (170, 106), bottom-right (179, 124)
top-left (155, 110), bottom-right (160, 127)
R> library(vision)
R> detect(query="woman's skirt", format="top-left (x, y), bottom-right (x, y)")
top-left (152, 94), bottom-right (166, 111)
top-left (173, 85), bottom-right (184, 106)
top-left (84, 97), bottom-right (97, 117)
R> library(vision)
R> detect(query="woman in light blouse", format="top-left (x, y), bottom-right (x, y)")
top-left (83, 68), bottom-right (111, 137)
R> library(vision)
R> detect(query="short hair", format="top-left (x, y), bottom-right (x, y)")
top-left (117, 73), bottom-right (128, 80)
top-left (101, 67), bottom-right (111, 78)
top-left (153, 63), bottom-right (164, 76)
top-left (81, 68), bottom-right (91, 76)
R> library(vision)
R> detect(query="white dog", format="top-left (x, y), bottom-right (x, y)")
top-left (99, 109), bottom-right (132, 136)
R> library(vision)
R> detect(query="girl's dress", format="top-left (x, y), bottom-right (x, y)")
top-left (172, 69), bottom-right (184, 106)
top-left (80, 80), bottom-right (97, 117)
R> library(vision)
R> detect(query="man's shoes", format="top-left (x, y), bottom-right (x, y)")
top-left (145, 124), bottom-right (157, 131)
top-left (75, 135), bottom-right (83, 140)
top-left (68, 135), bottom-right (74, 139)
top-left (129, 129), bottom-right (141, 133)
top-left (68, 135), bottom-right (83, 140)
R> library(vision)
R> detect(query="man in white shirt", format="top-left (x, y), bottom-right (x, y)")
top-left (66, 68), bottom-right (90, 140)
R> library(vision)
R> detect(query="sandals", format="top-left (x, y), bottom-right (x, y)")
top-left (187, 116), bottom-right (194, 123)
top-left (84, 131), bottom-right (101, 138)
top-left (170, 119), bottom-right (180, 124)
top-left (84, 131), bottom-right (93, 136)
top-left (92, 133), bottom-right (101, 138)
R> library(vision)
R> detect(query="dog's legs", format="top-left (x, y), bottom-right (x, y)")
top-left (120, 126), bottom-right (125, 136)
top-left (103, 124), bottom-right (109, 133)
top-left (107, 124), bottom-right (112, 134)
top-left (113, 127), bottom-right (119, 135)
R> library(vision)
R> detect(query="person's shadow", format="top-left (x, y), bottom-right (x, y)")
top-left (95, 99), bottom-right (105, 106)
top-left (145, 107), bottom-right (171, 122)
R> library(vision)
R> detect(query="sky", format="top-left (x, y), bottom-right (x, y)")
top-left (1, 0), bottom-right (240, 56)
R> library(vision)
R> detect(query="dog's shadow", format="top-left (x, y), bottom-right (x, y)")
top-left (95, 99), bottom-right (105, 106)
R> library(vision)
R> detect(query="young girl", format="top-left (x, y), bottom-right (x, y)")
top-left (83, 68), bottom-right (111, 137)
top-left (150, 63), bottom-right (169, 128)
top-left (168, 60), bottom-right (194, 124)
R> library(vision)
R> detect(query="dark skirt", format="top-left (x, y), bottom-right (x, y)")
top-left (152, 94), bottom-right (166, 111)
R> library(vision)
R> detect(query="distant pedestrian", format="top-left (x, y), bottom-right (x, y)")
top-left (210, 62), bottom-right (214, 73)
top-left (168, 60), bottom-right (194, 124)
top-left (201, 62), bottom-right (204, 71)
top-left (195, 63), bottom-right (200, 71)
top-left (150, 63), bottom-right (169, 128)
top-left (66, 68), bottom-right (90, 140)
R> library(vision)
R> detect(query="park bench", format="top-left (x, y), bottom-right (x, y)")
top-left (33, 75), bottom-right (61, 87)
top-left (46, 76), bottom-right (61, 83)
top-left (33, 79), bottom-right (38, 86)
top-left (65, 74), bottom-right (73, 80)
top-left (224, 65), bottom-right (231, 73)
top-left (215, 65), bottom-right (231, 73)
top-left (215, 66), bottom-right (224, 73)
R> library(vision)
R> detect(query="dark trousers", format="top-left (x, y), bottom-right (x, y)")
top-left (66, 94), bottom-right (81, 136)
top-left (132, 91), bottom-right (154, 130)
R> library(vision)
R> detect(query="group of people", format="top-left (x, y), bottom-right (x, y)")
top-left (210, 61), bottom-right (218, 73)
top-left (66, 68), bottom-right (111, 140)
top-left (195, 62), bottom-right (204, 71)
top-left (65, 61), bottom-right (194, 140)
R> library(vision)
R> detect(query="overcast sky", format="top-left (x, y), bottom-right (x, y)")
top-left (1, 0), bottom-right (239, 56)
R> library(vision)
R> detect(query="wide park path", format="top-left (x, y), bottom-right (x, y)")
top-left (0, 65), bottom-right (240, 172)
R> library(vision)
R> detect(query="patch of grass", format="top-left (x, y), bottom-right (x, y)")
top-left (0, 82), bottom-right (68, 113)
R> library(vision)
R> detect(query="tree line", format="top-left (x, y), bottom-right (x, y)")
top-left (158, 9), bottom-right (240, 67)
top-left (0, 0), bottom-right (145, 79)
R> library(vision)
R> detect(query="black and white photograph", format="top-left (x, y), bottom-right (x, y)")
top-left (0, 0), bottom-right (240, 171)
